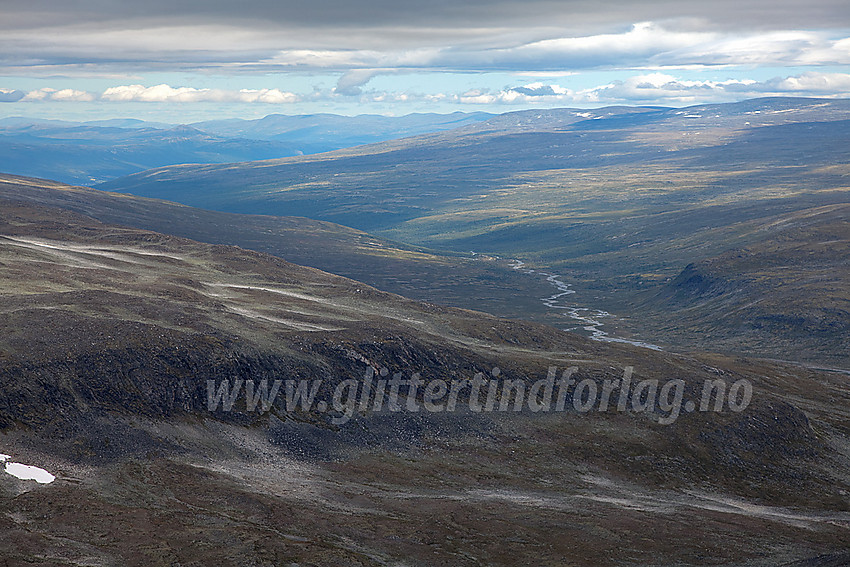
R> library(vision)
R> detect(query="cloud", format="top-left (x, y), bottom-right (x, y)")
top-left (1, 18), bottom-right (848, 77)
top-left (487, 71), bottom-right (850, 106)
top-left (491, 22), bottom-right (716, 69)
top-left (21, 88), bottom-right (95, 102)
top-left (0, 89), bottom-right (26, 102)
top-left (424, 23), bottom-right (850, 72)
top-left (101, 84), bottom-right (216, 102)
top-left (50, 88), bottom-right (97, 102)
top-left (100, 84), bottom-right (298, 103)
top-left (270, 25), bottom-right (844, 72)
top-left (237, 89), bottom-right (299, 103)
top-left (766, 71), bottom-right (850, 92)
top-left (658, 30), bottom-right (850, 67)
top-left (4, 0), bottom-right (849, 35)
top-left (375, 71), bottom-right (850, 107)
top-left (510, 82), bottom-right (569, 96)
top-left (334, 70), bottom-right (382, 96)
top-left (5, 84), bottom-right (298, 104)
top-left (584, 73), bottom-right (760, 104)
top-left (5, 72), bottom-right (850, 110)
top-left (587, 71), bottom-right (850, 103)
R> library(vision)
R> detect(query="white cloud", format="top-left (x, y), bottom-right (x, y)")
top-left (584, 73), bottom-right (760, 104)
top-left (767, 71), bottom-right (850, 92)
top-left (512, 22), bottom-right (715, 64)
top-left (22, 88), bottom-right (95, 101)
top-left (100, 84), bottom-right (299, 103)
top-left (586, 71), bottom-right (850, 103)
top-left (21, 88), bottom-right (55, 101)
top-left (450, 71), bottom-right (850, 106)
top-left (664, 30), bottom-right (850, 67)
top-left (50, 88), bottom-right (96, 102)
top-left (7, 72), bottom-right (850, 110)
top-left (455, 24), bottom-right (850, 72)
top-left (237, 89), bottom-right (299, 103)
top-left (101, 84), bottom-right (213, 102)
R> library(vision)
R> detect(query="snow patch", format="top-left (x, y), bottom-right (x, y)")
top-left (0, 453), bottom-right (55, 484)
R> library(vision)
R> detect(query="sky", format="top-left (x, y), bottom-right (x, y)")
top-left (1, 0), bottom-right (849, 121)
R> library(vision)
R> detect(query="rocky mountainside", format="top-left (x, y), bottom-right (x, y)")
top-left (1, 194), bottom-right (849, 565)
top-left (634, 203), bottom-right (850, 365)
top-left (0, 173), bottom-right (558, 321)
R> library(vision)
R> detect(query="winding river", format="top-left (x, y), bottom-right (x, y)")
top-left (508, 259), bottom-right (661, 350)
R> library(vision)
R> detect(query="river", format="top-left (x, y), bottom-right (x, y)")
top-left (508, 259), bottom-right (661, 350)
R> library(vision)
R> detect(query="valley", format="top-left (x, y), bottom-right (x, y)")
top-left (1, 196), bottom-right (849, 565)
top-left (3, 0), bottom-right (850, 557)
top-left (95, 98), bottom-right (850, 365)
top-left (1, 97), bottom-right (848, 566)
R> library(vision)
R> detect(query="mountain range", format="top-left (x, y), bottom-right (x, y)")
top-left (0, 112), bottom-right (493, 185)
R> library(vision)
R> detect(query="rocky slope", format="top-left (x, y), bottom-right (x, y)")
top-left (1, 196), bottom-right (849, 565)
top-left (0, 173), bottom-right (558, 322)
top-left (637, 203), bottom-right (850, 365)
